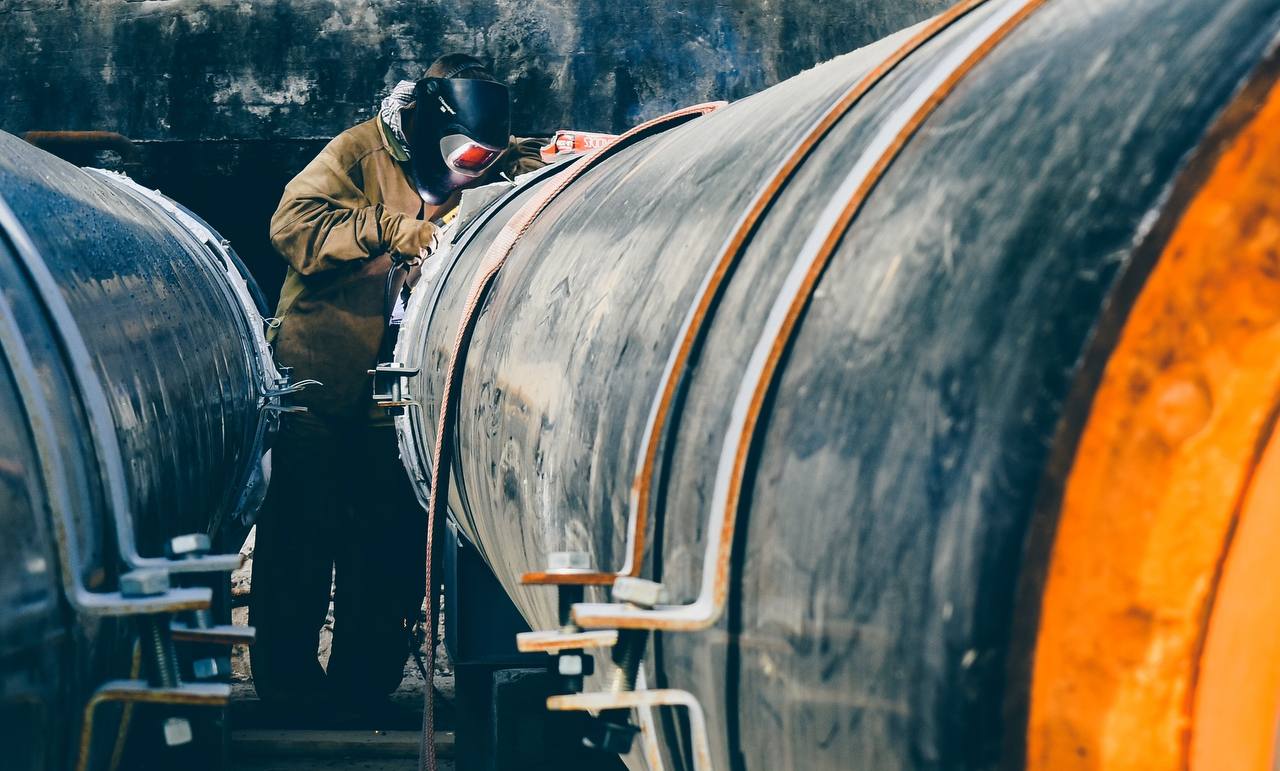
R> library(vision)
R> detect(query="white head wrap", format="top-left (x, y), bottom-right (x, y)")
top-left (378, 80), bottom-right (417, 156)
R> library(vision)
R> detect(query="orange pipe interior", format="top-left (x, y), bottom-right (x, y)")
top-left (1027, 76), bottom-right (1280, 770)
top-left (1192, 418), bottom-right (1280, 770)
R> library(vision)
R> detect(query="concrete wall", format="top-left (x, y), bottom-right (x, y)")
top-left (0, 0), bottom-right (948, 298)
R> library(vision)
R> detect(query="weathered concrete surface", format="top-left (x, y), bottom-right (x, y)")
top-left (0, 0), bottom-right (947, 299)
top-left (2, 0), bottom-right (948, 136)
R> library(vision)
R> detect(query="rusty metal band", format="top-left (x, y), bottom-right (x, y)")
top-left (705, 0), bottom-right (1055, 620)
top-left (414, 158), bottom-right (578, 441)
top-left (417, 101), bottom-right (724, 771)
top-left (626, 0), bottom-right (996, 585)
top-left (574, 0), bottom-right (1055, 631)
top-left (427, 100), bottom-right (726, 559)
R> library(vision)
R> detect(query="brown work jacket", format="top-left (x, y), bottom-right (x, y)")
top-left (268, 117), bottom-right (540, 417)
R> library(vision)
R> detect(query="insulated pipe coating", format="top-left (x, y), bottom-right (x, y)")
top-left (2, 0), bottom-right (1278, 767)
top-left (393, 0), bottom-right (1280, 768)
top-left (0, 131), bottom-right (283, 769)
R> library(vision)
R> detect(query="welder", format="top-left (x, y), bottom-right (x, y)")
top-left (249, 53), bottom-right (543, 713)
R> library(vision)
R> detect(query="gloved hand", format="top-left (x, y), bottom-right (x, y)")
top-left (509, 136), bottom-right (550, 174)
top-left (391, 221), bottom-right (439, 266)
top-left (418, 222), bottom-right (441, 263)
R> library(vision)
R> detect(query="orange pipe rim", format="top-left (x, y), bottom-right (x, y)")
top-left (1027, 74), bottom-right (1280, 770)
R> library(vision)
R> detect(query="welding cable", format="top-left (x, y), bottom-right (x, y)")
top-left (416, 100), bottom-right (725, 771)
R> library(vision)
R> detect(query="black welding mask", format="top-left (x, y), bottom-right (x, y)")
top-left (410, 77), bottom-right (510, 204)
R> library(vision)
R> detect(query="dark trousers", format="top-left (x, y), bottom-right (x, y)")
top-left (249, 411), bottom-right (425, 702)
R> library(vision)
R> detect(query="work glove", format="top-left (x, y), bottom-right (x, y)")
top-left (418, 221), bottom-right (441, 262)
top-left (505, 136), bottom-right (550, 175)
top-left (391, 220), bottom-right (439, 266)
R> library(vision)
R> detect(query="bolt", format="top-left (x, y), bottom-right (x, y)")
top-left (547, 550), bottom-right (590, 571)
top-left (162, 716), bottom-right (193, 747)
top-left (138, 614), bottom-right (182, 689)
top-left (607, 577), bottom-right (663, 693)
top-left (557, 584), bottom-right (586, 630)
top-left (547, 548), bottom-right (591, 627)
top-left (120, 568), bottom-right (170, 598)
top-left (612, 577), bottom-right (666, 608)
top-left (558, 654), bottom-right (584, 677)
top-left (119, 569), bottom-right (189, 745)
top-left (168, 534), bottom-right (216, 634)
top-left (165, 533), bottom-right (212, 559)
top-left (582, 718), bottom-right (639, 755)
top-left (192, 655), bottom-right (230, 680)
top-left (538, 552), bottom-right (597, 693)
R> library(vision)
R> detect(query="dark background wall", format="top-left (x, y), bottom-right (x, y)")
top-left (0, 0), bottom-right (947, 301)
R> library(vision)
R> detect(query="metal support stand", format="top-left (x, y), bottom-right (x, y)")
top-left (518, 572), bottom-right (715, 770)
top-left (450, 531), bottom-right (624, 771)
top-left (518, 551), bottom-right (617, 695)
top-left (167, 534), bottom-right (255, 680)
top-left (546, 689), bottom-right (714, 771)
top-left (74, 681), bottom-right (231, 771)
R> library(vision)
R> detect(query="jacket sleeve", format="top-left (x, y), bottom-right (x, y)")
top-left (269, 151), bottom-right (435, 276)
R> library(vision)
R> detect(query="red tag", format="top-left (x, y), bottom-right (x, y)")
top-left (540, 130), bottom-right (619, 163)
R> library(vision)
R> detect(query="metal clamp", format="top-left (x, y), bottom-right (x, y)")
top-left (371, 362), bottom-right (421, 411)
top-left (261, 379), bottom-right (319, 416)
top-left (518, 551), bottom-right (617, 694)
top-left (546, 689), bottom-right (713, 771)
top-left (263, 378), bottom-right (322, 400)
top-left (75, 680), bottom-right (231, 771)
top-left (522, 577), bottom-right (667, 759)
top-left (168, 534), bottom-right (254, 679)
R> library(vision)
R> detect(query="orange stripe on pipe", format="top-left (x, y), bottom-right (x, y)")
top-left (709, 0), bottom-right (1054, 625)
top-left (1027, 74), bottom-right (1280, 771)
top-left (419, 103), bottom-right (723, 771)
top-left (574, 0), bottom-right (1055, 633)
top-left (628, 0), bottom-right (993, 579)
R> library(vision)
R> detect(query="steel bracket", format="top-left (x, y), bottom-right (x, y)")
top-left (547, 688), bottom-right (712, 771)
top-left (516, 629), bottom-right (617, 654)
top-left (75, 680), bottom-right (231, 771)
top-left (170, 622), bottom-right (256, 646)
top-left (372, 362), bottom-right (421, 412)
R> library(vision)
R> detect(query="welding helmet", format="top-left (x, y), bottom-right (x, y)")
top-left (410, 77), bottom-right (510, 204)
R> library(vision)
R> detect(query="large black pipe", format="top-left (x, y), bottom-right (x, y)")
top-left (391, 0), bottom-right (1280, 768)
top-left (0, 131), bottom-right (284, 770)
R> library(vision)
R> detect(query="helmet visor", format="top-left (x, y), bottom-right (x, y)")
top-left (440, 134), bottom-right (503, 176)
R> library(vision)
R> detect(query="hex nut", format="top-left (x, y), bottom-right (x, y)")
top-left (611, 576), bottom-right (665, 608)
top-left (192, 656), bottom-right (230, 680)
top-left (548, 551), bottom-right (591, 571)
top-left (584, 718), bottom-right (638, 755)
top-left (558, 654), bottom-right (584, 677)
top-left (166, 533), bottom-right (212, 559)
top-left (119, 569), bottom-right (170, 598)
top-left (162, 717), bottom-right (193, 747)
